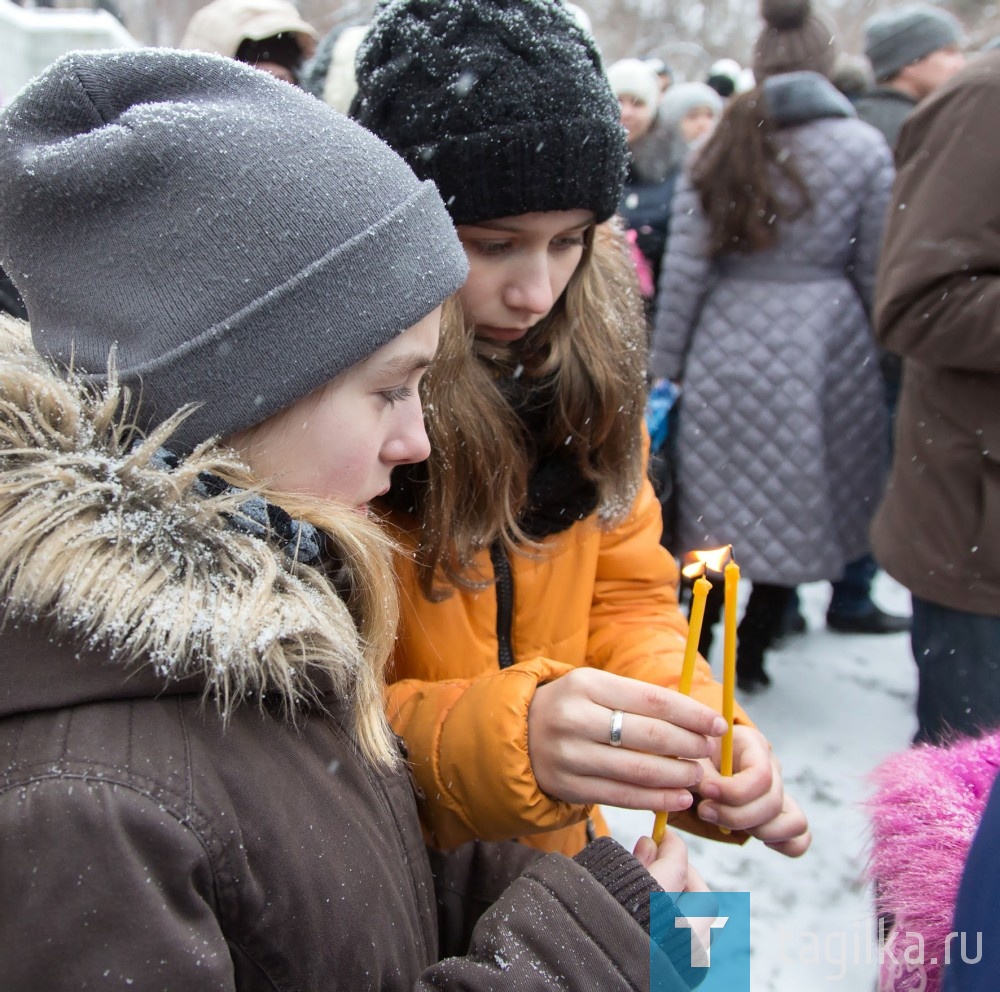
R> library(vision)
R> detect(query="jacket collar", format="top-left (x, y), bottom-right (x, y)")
top-left (0, 317), bottom-right (363, 720)
top-left (867, 86), bottom-right (918, 104)
top-left (763, 71), bottom-right (856, 128)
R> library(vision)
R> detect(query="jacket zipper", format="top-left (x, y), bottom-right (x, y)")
top-left (489, 540), bottom-right (516, 669)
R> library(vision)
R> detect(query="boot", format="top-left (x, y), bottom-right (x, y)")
top-left (736, 644), bottom-right (771, 693)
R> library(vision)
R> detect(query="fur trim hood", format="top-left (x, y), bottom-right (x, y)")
top-left (866, 731), bottom-right (1000, 992)
top-left (0, 316), bottom-right (366, 722)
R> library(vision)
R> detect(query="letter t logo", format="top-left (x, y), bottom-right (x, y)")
top-left (675, 916), bottom-right (730, 966)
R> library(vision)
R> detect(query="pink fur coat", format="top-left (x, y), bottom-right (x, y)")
top-left (867, 731), bottom-right (1000, 992)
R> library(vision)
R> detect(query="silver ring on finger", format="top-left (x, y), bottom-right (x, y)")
top-left (609, 709), bottom-right (624, 748)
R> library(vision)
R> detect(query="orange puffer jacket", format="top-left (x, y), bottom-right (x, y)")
top-left (384, 472), bottom-right (752, 856)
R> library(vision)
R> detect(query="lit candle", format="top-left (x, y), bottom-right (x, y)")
top-left (718, 556), bottom-right (740, 835)
top-left (721, 557), bottom-right (740, 764)
top-left (652, 565), bottom-right (713, 845)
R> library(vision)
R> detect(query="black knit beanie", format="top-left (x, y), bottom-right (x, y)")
top-left (753, 0), bottom-right (838, 81)
top-left (350, 0), bottom-right (628, 225)
top-left (0, 49), bottom-right (466, 452)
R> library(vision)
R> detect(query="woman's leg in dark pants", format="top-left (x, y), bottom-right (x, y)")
top-left (737, 583), bottom-right (794, 690)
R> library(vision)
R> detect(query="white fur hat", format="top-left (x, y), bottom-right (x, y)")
top-left (606, 58), bottom-right (660, 109)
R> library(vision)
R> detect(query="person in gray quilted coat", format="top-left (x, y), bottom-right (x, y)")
top-left (651, 0), bottom-right (893, 690)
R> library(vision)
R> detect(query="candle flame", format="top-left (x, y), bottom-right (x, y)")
top-left (683, 545), bottom-right (733, 576)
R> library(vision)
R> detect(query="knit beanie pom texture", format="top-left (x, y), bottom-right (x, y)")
top-left (761, 0), bottom-right (812, 31)
top-left (351, 0), bottom-right (628, 225)
top-left (0, 49), bottom-right (467, 451)
top-left (754, 0), bottom-right (838, 81)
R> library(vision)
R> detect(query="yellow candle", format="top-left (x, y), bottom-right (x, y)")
top-left (651, 812), bottom-right (669, 845)
top-left (652, 571), bottom-right (713, 844)
top-left (679, 575), bottom-right (711, 695)
top-left (720, 559), bottom-right (740, 777)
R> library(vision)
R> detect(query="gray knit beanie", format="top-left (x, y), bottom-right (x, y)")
top-left (658, 82), bottom-right (724, 130)
top-left (0, 49), bottom-right (467, 452)
top-left (864, 4), bottom-right (963, 82)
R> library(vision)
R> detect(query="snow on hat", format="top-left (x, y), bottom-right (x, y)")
top-left (350, 0), bottom-right (628, 226)
top-left (864, 4), bottom-right (963, 82)
top-left (753, 0), bottom-right (838, 81)
top-left (181, 0), bottom-right (318, 61)
top-left (607, 58), bottom-right (661, 110)
top-left (0, 49), bottom-right (467, 452)
top-left (564, 2), bottom-right (593, 35)
top-left (658, 82), bottom-right (724, 129)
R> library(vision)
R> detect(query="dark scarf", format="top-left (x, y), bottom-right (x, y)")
top-left (150, 447), bottom-right (322, 566)
top-left (384, 374), bottom-right (597, 541)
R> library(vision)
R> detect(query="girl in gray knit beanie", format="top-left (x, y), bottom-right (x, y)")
top-left (0, 42), bottom-right (467, 787)
top-left (0, 47), bottom-right (733, 992)
top-left (352, 0), bottom-right (811, 867)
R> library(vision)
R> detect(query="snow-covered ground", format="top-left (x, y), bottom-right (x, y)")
top-left (605, 572), bottom-right (916, 991)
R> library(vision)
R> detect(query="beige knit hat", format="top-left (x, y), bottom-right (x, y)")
top-left (181, 0), bottom-right (318, 61)
top-left (753, 0), bottom-right (838, 81)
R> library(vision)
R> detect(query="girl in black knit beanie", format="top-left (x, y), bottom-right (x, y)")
top-left (352, 0), bottom-right (810, 862)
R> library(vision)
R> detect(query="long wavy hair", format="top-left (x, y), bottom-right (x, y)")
top-left (690, 86), bottom-right (812, 259)
top-left (403, 220), bottom-right (649, 598)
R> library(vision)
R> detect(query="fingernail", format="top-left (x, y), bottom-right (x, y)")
top-left (699, 804), bottom-right (718, 823)
top-left (712, 717), bottom-right (728, 736)
top-left (675, 791), bottom-right (693, 810)
top-left (634, 836), bottom-right (655, 864)
top-left (699, 781), bottom-right (721, 799)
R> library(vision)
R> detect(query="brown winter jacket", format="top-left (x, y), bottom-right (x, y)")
top-left (0, 321), bottom-right (701, 991)
top-left (871, 53), bottom-right (1000, 617)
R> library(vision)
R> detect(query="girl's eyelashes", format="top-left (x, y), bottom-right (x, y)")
top-left (465, 235), bottom-right (586, 256)
top-left (379, 385), bottom-right (413, 407)
top-left (467, 239), bottom-right (512, 256)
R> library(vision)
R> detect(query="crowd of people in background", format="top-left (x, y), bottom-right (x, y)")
top-left (0, 0), bottom-right (998, 989)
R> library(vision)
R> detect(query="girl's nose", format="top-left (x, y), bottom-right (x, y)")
top-left (386, 403), bottom-right (432, 466)
top-left (503, 258), bottom-right (555, 316)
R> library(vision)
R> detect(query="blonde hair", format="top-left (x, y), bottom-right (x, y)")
top-left (0, 314), bottom-right (400, 768)
top-left (407, 220), bottom-right (648, 597)
top-left (215, 454), bottom-right (402, 769)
